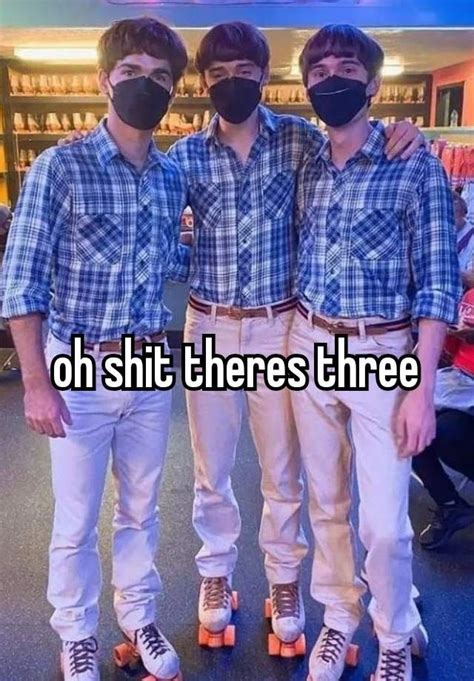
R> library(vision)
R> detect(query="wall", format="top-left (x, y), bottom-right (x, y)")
top-left (430, 59), bottom-right (474, 126)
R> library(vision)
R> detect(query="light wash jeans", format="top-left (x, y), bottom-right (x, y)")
top-left (45, 333), bottom-right (172, 641)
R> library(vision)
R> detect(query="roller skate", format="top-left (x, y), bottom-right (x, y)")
top-left (370, 643), bottom-right (412, 681)
top-left (410, 623), bottom-right (429, 659)
top-left (198, 576), bottom-right (238, 648)
top-left (307, 626), bottom-right (359, 681)
top-left (60, 637), bottom-right (100, 680)
top-left (114, 623), bottom-right (182, 680)
top-left (265, 582), bottom-right (306, 657)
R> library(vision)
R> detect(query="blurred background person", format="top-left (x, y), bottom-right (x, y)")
top-left (413, 288), bottom-right (474, 550)
top-left (454, 190), bottom-right (474, 290)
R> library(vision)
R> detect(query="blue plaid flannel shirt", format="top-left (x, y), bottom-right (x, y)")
top-left (168, 105), bottom-right (324, 307)
top-left (1, 120), bottom-right (189, 342)
top-left (296, 122), bottom-right (461, 323)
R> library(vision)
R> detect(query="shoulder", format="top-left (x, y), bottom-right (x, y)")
top-left (168, 130), bottom-right (207, 160)
top-left (272, 112), bottom-right (324, 141)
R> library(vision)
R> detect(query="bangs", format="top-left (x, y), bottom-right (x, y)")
top-left (195, 22), bottom-right (270, 74)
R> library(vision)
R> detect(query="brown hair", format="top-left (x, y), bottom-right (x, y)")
top-left (300, 24), bottom-right (384, 86)
top-left (195, 22), bottom-right (270, 75)
top-left (97, 17), bottom-right (188, 84)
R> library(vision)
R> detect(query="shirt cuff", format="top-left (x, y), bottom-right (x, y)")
top-left (167, 243), bottom-right (191, 283)
top-left (412, 289), bottom-right (460, 325)
top-left (2, 293), bottom-right (49, 319)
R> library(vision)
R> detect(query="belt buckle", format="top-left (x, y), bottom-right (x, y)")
top-left (328, 320), bottom-right (346, 335)
top-left (228, 306), bottom-right (244, 320)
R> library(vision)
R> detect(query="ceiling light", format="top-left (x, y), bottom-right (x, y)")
top-left (14, 48), bottom-right (97, 63)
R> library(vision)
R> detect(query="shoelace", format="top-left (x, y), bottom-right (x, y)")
top-left (202, 577), bottom-right (231, 611)
top-left (137, 624), bottom-right (170, 659)
top-left (317, 628), bottom-right (346, 664)
top-left (271, 582), bottom-right (300, 620)
top-left (66, 637), bottom-right (98, 677)
top-left (380, 647), bottom-right (407, 681)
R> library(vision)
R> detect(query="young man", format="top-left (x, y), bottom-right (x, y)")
top-left (1, 18), bottom-right (189, 681)
top-left (289, 25), bottom-right (461, 681)
top-left (167, 22), bottom-right (425, 647)
top-left (414, 288), bottom-right (474, 550)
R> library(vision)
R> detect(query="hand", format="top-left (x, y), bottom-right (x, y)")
top-left (58, 130), bottom-right (86, 147)
top-left (385, 121), bottom-right (425, 160)
top-left (24, 382), bottom-right (72, 438)
top-left (395, 386), bottom-right (436, 457)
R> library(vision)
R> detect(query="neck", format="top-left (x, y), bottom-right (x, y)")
top-left (106, 110), bottom-right (153, 171)
top-left (328, 116), bottom-right (372, 170)
top-left (217, 107), bottom-right (260, 146)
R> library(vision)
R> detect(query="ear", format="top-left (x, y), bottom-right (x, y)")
top-left (261, 65), bottom-right (270, 87)
top-left (200, 73), bottom-right (209, 95)
top-left (98, 69), bottom-right (111, 97)
top-left (367, 75), bottom-right (381, 99)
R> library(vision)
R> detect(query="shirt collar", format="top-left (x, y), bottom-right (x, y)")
top-left (205, 104), bottom-right (278, 146)
top-left (89, 118), bottom-right (163, 170)
top-left (317, 119), bottom-right (386, 166)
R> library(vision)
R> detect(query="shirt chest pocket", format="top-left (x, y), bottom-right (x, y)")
top-left (189, 182), bottom-right (222, 229)
top-left (263, 171), bottom-right (295, 220)
top-left (350, 208), bottom-right (402, 261)
top-left (74, 213), bottom-right (124, 265)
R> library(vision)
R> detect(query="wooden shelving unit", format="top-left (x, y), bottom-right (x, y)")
top-left (2, 59), bottom-right (434, 206)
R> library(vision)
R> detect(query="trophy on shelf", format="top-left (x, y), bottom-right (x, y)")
top-left (179, 115), bottom-right (194, 136)
top-left (51, 74), bottom-right (66, 95)
top-left (418, 86), bottom-right (425, 103)
top-left (193, 81), bottom-right (205, 98)
top-left (192, 113), bottom-right (202, 132)
top-left (20, 74), bottom-right (35, 95)
top-left (37, 74), bottom-right (50, 95)
top-left (18, 149), bottom-right (28, 170)
top-left (61, 114), bottom-right (72, 132)
top-left (10, 72), bottom-right (21, 95)
top-left (289, 89), bottom-right (296, 103)
top-left (82, 74), bottom-right (95, 95)
top-left (13, 113), bottom-right (26, 132)
top-left (177, 79), bottom-right (188, 98)
top-left (296, 88), bottom-right (305, 103)
top-left (73, 113), bottom-right (83, 131)
top-left (84, 112), bottom-right (98, 131)
top-left (27, 114), bottom-right (41, 133)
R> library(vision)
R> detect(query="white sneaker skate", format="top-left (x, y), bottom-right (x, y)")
top-left (410, 623), bottom-right (429, 659)
top-left (61, 637), bottom-right (99, 681)
top-left (307, 626), bottom-right (359, 681)
top-left (198, 576), bottom-right (238, 647)
top-left (114, 623), bottom-right (181, 680)
top-left (265, 582), bottom-right (306, 657)
top-left (371, 643), bottom-right (412, 681)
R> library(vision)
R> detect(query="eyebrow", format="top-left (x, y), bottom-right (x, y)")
top-left (118, 62), bottom-right (172, 77)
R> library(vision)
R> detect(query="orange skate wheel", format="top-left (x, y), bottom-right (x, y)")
top-left (198, 625), bottom-right (210, 647)
top-left (208, 632), bottom-right (224, 649)
top-left (114, 642), bottom-right (134, 668)
top-left (268, 633), bottom-right (281, 656)
top-left (223, 625), bottom-right (236, 647)
top-left (264, 598), bottom-right (272, 619)
top-left (231, 591), bottom-right (239, 611)
top-left (294, 634), bottom-right (306, 656)
top-left (346, 643), bottom-right (359, 667)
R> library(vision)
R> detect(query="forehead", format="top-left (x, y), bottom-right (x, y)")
top-left (114, 53), bottom-right (171, 72)
top-left (206, 59), bottom-right (258, 70)
top-left (310, 53), bottom-right (363, 68)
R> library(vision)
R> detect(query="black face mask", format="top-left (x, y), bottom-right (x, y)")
top-left (110, 76), bottom-right (171, 131)
top-left (209, 77), bottom-right (262, 124)
top-left (308, 75), bottom-right (369, 128)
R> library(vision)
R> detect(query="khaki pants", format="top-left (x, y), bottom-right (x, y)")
top-left (289, 311), bottom-right (421, 648)
top-left (184, 303), bottom-right (307, 585)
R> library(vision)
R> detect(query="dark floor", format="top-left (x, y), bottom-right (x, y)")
top-left (0, 362), bottom-right (473, 681)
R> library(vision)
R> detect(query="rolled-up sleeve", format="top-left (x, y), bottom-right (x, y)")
top-left (165, 163), bottom-right (191, 283)
top-left (411, 156), bottom-right (462, 324)
top-left (1, 149), bottom-right (69, 319)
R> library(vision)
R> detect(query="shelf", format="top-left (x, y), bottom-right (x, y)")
top-left (13, 132), bottom-right (188, 149)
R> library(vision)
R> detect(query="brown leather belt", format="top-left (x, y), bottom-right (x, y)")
top-left (189, 295), bottom-right (297, 320)
top-left (84, 331), bottom-right (166, 352)
top-left (297, 303), bottom-right (411, 336)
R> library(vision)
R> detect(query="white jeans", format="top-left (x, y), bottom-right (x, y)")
top-left (45, 334), bottom-right (172, 642)
top-left (289, 313), bottom-right (421, 648)
top-left (184, 304), bottom-right (307, 584)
